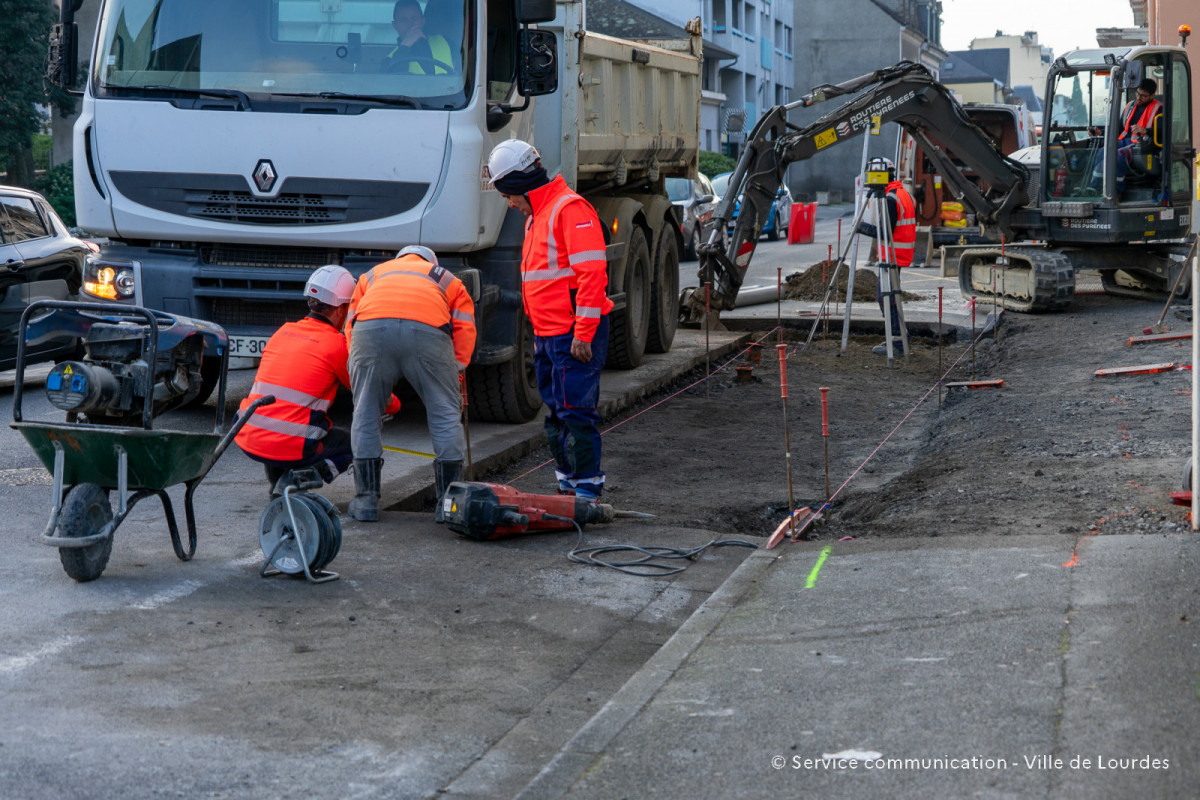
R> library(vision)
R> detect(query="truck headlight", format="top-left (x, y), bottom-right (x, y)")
top-left (83, 257), bottom-right (137, 301)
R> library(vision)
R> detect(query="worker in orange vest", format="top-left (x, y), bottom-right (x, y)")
top-left (487, 140), bottom-right (613, 500)
top-left (235, 265), bottom-right (401, 494)
top-left (346, 245), bottom-right (477, 522)
top-left (856, 157), bottom-right (916, 356)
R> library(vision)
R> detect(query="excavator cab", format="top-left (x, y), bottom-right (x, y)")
top-left (1042, 46), bottom-right (1192, 239)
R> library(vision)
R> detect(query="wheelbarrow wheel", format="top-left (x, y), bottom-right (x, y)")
top-left (58, 483), bottom-right (114, 582)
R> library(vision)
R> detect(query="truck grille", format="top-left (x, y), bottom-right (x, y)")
top-left (207, 298), bottom-right (307, 329)
top-left (109, 171), bottom-right (429, 226)
top-left (191, 191), bottom-right (347, 224)
top-left (202, 245), bottom-right (340, 269)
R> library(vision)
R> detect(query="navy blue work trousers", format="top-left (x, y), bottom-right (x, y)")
top-left (534, 316), bottom-right (609, 496)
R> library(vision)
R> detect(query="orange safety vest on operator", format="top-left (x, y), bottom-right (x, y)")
top-left (347, 253), bottom-right (477, 369)
top-left (882, 180), bottom-right (917, 267)
top-left (235, 316), bottom-right (351, 462)
top-left (1121, 98), bottom-right (1162, 143)
top-left (521, 175), bottom-right (614, 343)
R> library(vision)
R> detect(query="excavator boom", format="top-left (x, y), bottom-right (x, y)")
top-left (688, 61), bottom-right (1030, 317)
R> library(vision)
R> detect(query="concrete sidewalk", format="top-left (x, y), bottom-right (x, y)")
top-left (512, 532), bottom-right (1200, 799)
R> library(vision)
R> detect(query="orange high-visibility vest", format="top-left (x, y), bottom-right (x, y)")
top-left (881, 180), bottom-right (917, 267)
top-left (347, 253), bottom-right (477, 369)
top-left (1121, 98), bottom-right (1162, 143)
top-left (521, 175), bottom-right (614, 343)
top-left (235, 316), bottom-right (398, 462)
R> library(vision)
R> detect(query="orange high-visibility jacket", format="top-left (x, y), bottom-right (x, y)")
top-left (236, 316), bottom-right (400, 462)
top-left (881, 180), bottom-right (917, 267)
top-left (1121, 98), bottom-right (1162, 143)
top-left (347, 253), bottom-right (477, 369)
top-left (521, 175), bottom-right (614, 343)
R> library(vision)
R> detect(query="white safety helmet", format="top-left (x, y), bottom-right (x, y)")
top-left (487, 139), bottom-right (540, 184)
top-left (304, 264), bottom-right (356, 306)
top-left (396, 244), bottom-right (439, 266)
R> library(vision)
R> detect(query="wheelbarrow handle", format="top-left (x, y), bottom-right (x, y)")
top-left (205, 395), bottom-right (276, 475)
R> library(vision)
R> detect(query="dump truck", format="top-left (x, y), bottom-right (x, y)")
top-left (45, 0), bottom-right (701, 421)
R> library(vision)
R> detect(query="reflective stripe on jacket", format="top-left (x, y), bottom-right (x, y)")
top-left (521, 175), bottom-right (614, 343)
top-left (883, 180), bottom-right (917, 267)
top-left (347, 253), bottom-right (477, 369)
top-left (1121, 98), bottom-right (1162, 143)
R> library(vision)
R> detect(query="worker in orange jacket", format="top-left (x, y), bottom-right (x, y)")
top-left (346, 245), bottom-right (476, 521)
top-left (235, 265), bottom-right (401, 494)
top-left (487, 140), bottom-right (613, 500)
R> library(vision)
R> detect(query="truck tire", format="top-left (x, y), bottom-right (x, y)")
top-left (467, 311), bottom-right (543, 423)
top-left (58, 483), bottom-right (114, 583)
top-left (607, 226), bottom-right (651, 369)
top-left (647, 226), bottom-right (680, 353)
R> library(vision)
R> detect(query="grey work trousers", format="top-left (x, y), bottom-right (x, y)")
top-left (349, 318), bottom-right (464, 462)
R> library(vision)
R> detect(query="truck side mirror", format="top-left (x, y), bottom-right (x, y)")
top-left (517, 29), bottom-right (558, 97)
top-left (516, 0), bottom-right (557, 24)
top-left (45, 23), bottom-right (79, 91)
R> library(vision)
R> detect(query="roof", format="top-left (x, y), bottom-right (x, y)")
top-left (960, 48), bottom-right (1011, 85)
top-left (940, 51), bottom-right (998, 84)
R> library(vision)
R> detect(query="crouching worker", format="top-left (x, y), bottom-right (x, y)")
top-left (346, 245), bottom-right (476, 522)
top-left (235, 265), bottom-right (401, 495)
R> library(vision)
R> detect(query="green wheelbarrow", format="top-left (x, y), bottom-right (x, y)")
top-left (11, 300), bottom-right (273, 582)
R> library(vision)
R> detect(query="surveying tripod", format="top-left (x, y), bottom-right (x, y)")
top-left (837, 176), bottom-right (910, 366)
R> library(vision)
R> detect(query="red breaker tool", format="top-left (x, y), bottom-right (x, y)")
top-left (441, 482), bottom-right (653, 541)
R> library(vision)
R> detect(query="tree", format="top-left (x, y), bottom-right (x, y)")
top-left (0, 0), bottom-right (58, 187)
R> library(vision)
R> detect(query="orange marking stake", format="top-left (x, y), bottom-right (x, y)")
top-left (944, 379), bottom-right (1005, 390)
top-left (1128, 332), bottom-right (1193, 346)
top-left (1094, 363), bottom-right (1176, 377)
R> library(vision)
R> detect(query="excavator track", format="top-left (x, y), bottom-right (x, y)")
top-left (957, 247), bottom-right (1075, 313)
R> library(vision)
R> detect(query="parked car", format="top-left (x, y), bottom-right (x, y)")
top-left (0, 185), bottom-right (96, 371)
top-left (710, 172), bottom-right (795, 241)
top-left (667, 174), bottom-right (722, 260)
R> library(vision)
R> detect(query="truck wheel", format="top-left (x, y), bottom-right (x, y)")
top-left (647, 226), bottom-right (680, 353)
top-left (607, 226), bottom-right (651, 369)
top-left (58, 483), bottom-right (114, 583)
top-left (467, 311), bottom-right (543, 423)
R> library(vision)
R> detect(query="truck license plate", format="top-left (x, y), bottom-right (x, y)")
top-left (228, 335), bottom-right (271, 357)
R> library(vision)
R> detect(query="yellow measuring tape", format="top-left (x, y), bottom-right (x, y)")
top-left (382, 444), bottom-right (435, 460)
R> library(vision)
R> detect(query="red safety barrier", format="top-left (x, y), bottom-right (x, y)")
top-left (788, 201), bottom-right (818, 244)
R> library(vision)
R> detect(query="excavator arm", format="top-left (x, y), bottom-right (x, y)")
top-left (686, 61), bottom-right (1030, 318)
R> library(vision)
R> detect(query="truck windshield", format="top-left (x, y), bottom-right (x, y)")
top-left (1044, 69), bottom-right (1113, 199)
top-left (93, 0), bottom-right (471, 110)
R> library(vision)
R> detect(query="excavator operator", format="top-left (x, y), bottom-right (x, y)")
top-left (854, 156), bottom-right (916, 355)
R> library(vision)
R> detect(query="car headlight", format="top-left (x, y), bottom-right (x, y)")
top-left (83, 257), bottom-right (137, 302)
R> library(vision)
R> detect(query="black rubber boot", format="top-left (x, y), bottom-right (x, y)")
top-left (433, 459), bottom-right (463, 523)
top-left (348, 458), bottom-right (383, 522)
top-left (265, 464), bottom-right (288, 498)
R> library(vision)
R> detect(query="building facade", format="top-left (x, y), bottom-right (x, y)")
top-left (787, 0), bottom-right (945, 198)
top-left (967, 31), bottom-right (1052, 102)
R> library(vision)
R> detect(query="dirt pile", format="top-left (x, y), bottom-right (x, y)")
top-left (784, 261), bottom-right (920, 303)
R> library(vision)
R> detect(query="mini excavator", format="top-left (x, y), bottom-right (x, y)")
top-left (685, 37), bottom-right (1196, 319)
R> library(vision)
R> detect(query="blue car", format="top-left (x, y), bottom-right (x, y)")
top-left (710, 172), bottom-right (794, 241)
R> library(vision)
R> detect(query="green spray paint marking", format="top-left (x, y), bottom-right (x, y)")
top-left (805, 546), bottom-right (833, 589)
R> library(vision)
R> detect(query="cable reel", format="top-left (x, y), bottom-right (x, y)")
top-left (259, 484), bottom-right (341, 583)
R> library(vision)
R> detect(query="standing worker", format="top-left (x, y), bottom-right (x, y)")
top-left (346, 245), bottom-right (476, 522)
top-left (855, 156), bottom-right (915, 355)
top-left (486, 140), bottom-right (613, 501)
top-left (235, 265), bottom-right (401, 494)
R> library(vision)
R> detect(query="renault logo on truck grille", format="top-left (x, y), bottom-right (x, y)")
top-left (252, 159), bottom-right (278, 193)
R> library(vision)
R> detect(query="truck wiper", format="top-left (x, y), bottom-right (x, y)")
top-left (134, 85), bottom-right (254, 109)
top-left (272, 91), bottom-right (423, 109)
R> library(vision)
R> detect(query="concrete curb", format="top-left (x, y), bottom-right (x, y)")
top-left (512, 545), bottom-right (781, 799)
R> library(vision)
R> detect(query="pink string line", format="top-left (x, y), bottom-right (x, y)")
top-left (510, 329), bottom-right (783, 483)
